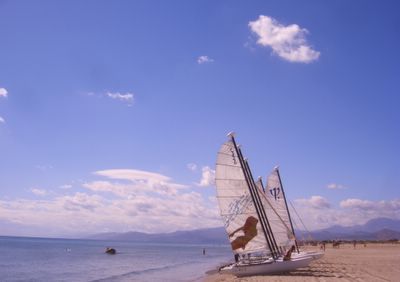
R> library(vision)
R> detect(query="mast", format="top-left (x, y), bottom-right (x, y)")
top-left (229, 133), bottom-right (279, 259)
top-left (242, 157), bottom-right (280, 257)
top-left (275, 167), bottom-right (299, 253)
top-left (257, 176), bottom-right (265, 193)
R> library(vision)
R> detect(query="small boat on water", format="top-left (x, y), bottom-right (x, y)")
top-left (215, 133), bottom-right (323, 277)
top-left (105, 247), bottom-right (116, 254)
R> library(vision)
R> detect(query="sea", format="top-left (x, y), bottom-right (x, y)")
top-left (0, 236), bottom-right (232, 282)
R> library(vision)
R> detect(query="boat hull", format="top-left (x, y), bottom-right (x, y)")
top-left (220, 256), bottom-right (313, 277)
top-left (292, 250), bottom-right (324, 260)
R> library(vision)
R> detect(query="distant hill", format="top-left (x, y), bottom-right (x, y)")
top-left (297, 217), bottom-right (400, 241)
top-left (87, 227), bottom-right (229, 245)
top-left (87, 217), bottom-right (400, 244)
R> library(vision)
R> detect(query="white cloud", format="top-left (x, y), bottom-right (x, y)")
top-left (336, 198), bottom-right (400, 227)
top-left (295, 195), bottom-right (331, 209)
top-left (291, 196), bottom-right (400, 230)
top-left (91, 169), bottom-right (187, 196)
top-left (59, 184), bottom-right (72, 190)
top-left (0, 88), bottom-right (8, 98)
top-left (187, 163), bottom-right (197, 171)
top-left (197, 55), bottom-right (214, 64)
top-left (248, 15), bottom-right (320, 63)
top-left (31, 188), bottom-right (48, 196)
top-left (0, 180), bottom-right (221, 236)
top-left (0, 88), bottom-right (7, 124)
top-left (95, 169), bottom-right (170, 183)
top-left (340, 198), bottom-right (400, 212)
top-left (327, 183), bottom-right (347, 190)
top-left (62, 192), bottom-right (104, 212)
top-left (83, 180), bottom-right (135, 198)
top-left (197, 166), bottom-right (215, 187)
top-left (106, 92), bottom-right (134, 104)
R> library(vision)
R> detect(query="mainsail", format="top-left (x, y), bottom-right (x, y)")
top-left (215, 140), bottom-right (269, 254)
top-left (265, 167), bottom-right (297, 251)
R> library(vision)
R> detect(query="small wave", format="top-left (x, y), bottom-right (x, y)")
top-left (90, 260), bottom-right (201, 282)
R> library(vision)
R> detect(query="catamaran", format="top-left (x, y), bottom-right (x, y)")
top-left (215, 132), bottom-right (322, 276)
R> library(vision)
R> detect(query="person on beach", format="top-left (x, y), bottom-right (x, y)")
top-left (229, 216), bottom-right (258, 250)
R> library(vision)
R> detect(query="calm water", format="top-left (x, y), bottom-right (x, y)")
top-left (0, 236), bottom-right (232, 282)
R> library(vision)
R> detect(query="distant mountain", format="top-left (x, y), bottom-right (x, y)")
top-left (87, 227), bottom-right (229, 245)
top-left (297, 218), bottom-right (400, 241)
top-left (87, 218), bottom-right (400, 244)
top-left (374, 228), bottom-right (400, 241)
top-left (360, 218), bottom-right (400, 233)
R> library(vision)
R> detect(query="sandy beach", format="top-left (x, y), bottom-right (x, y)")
top-left (204, 243), bottom-right (400, 282)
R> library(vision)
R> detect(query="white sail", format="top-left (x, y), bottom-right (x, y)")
top-left (264, 168), bottom-right (296, 251)
top-left (215, 140), bottom-right (269, 254)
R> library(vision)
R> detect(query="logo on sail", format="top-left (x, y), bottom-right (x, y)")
top-left (269, 187), bottom-right (280, 200)
top-left (229, 216), bottom-right (258, 251)
top-left (229, 147), bottom-right (237, 164)
top-left (224, 194), bottom-right (252, 228)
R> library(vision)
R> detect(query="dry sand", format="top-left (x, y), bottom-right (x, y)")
top-left (204, 243), bottom-right (400, 282)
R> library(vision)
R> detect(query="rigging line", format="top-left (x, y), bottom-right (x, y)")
top-left (289, 200), bottom-right (314, 242)
top-left (290, 216), bottom-right (307, 243)
top-left (276, 168), bottom-right (299, 253)
top-left (257, 179), bottom-right (294, 237)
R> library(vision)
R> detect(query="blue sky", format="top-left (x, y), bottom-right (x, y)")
top-left (0, 0), bottom-right (399, 237)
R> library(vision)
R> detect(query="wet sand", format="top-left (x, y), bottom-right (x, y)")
top-left (204, 243), bottom-right (400, 282)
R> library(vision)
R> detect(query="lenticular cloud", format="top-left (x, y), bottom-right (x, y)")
top-left (249, 15), bottom-right (320, 63)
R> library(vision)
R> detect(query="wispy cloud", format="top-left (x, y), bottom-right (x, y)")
top-left (327, 183), bottom-right (347, 190)
top-left (197, 166), bottom-right (215, 187)
top-left (340, 198), bottom-right (400, 212)
top-left (295, 195), bottom-right (331, 209)
top-left (0, 87), bottom-right (8, 98)
top-left (187, 163), bottom-right (197, 172)
top-left (35, 164), bottom-right (54, 171)
top-left (89, 169), bottom-right (188, 196)
top-left (0, 88), bottom-right (8, 123)
top-left (85, 91), bottom-right (134, 106)
top-left (248, 15), bottom-right (320, 63)
top-left (106, 92), bottom-right (134, 104)
top-left (31, 188), bottom-right (48, 196)
top-left (197, 55), bottom-right (214, 64)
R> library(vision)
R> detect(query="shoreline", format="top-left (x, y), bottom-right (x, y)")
top-left (203, 243), bottom-right (400, 282)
